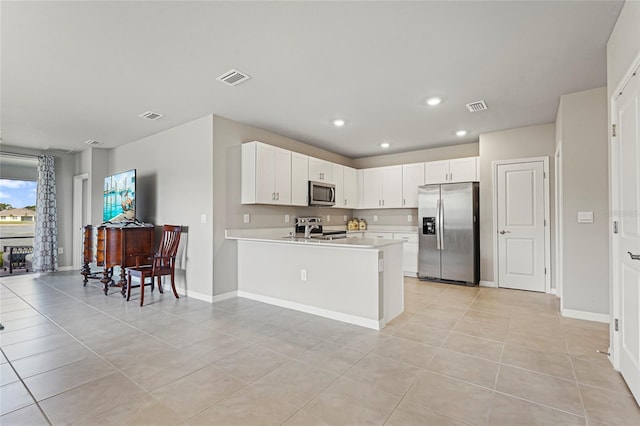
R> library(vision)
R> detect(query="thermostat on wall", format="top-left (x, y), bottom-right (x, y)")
top-left (577, 211), bottom-right (594, 223)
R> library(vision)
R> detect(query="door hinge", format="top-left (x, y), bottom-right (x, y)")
top-left (612, 124), bottom-right (617, 137)
top-left (613, 220), bottom-right (619, 234)
top-left (615, 318), bottom-right (619, 332)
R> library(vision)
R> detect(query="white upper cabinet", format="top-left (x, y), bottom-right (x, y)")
top-left (425, 157), bottom-right (478, 184)
top-left (424, 160), bottom-right (450, 184)
top-left (449, 157), bottom-right (478, 182)
top-left (309, 157), bottom-right (333, 182)
top-left (362, 165), bottom-right (403, 208)
top-left (343, 166), bottom-right (358, 209)
top-left (332, 163), bottom-right (344, 208)
top-left (291, 152), bottom-right (309, 206)
top-left (242, 141), bottom-right (291, 205)
top-left (402, 163), bottom-right (425, 208)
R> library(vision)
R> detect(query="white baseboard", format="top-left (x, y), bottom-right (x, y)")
top-left (237, 290), bottom-right (383, 330)
top-left (561, 308), bottom-right (610, 324)
top-left (211, 291), bottom-right (238, 303)
top-left (58, 266), bottom-right (75, 272)
top-left (549, 288), bottom-right (557, 295)
top-left (479, 280), bottom-right (497, 288)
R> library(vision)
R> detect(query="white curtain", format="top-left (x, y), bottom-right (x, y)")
top-left (32, 155), bottom-right (58, 272)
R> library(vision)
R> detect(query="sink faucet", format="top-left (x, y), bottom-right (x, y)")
top-left (304, 223), bottom-right (320, 239)
top-left (296, 217), bottom-right (322, 239)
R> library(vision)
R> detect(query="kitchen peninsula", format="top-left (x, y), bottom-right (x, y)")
top-left (225, 229), bottom-right (404, 330)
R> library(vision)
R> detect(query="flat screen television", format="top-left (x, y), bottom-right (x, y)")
top-left (103, 169), bottom-right (136, 223)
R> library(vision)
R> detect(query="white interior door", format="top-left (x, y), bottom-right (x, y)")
top-left (497, 161), bottom-right (546, 292)
top-left (615, 68), bottom-right (640, 403)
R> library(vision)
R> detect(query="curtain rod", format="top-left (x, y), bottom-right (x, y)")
top-left (0, 151), bottom-right (40, 160)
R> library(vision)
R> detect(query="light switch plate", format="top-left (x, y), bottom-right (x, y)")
top-left (578, 211), bottom-right (594, 223)
top-left (373, 215), bottom-right (378, 222)
top-left (200, 214), bottom-right (207, 223)
top-left (285, 214), bottom-right (290, 223)
top-left (243, 214), bottom-right (250, 223)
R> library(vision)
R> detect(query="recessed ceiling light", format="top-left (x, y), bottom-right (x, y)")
top-left (381, 142), bottom-right (390, 149)
top-left (456, 130), bottom-right (468, 137)
top-left (426, 97), bottom-right (442, 106)
top-left (333, 119), bottom-right (346, 127)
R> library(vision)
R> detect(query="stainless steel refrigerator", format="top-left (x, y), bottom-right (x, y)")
top-left (418, 182), bottom-right (479, 286)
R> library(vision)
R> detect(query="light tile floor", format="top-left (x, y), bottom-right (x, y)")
top-left (1, 271), bottom-right (639, 425)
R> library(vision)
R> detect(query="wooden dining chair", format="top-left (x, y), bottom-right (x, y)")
top-left (126, 224), bottom-right (182, 306)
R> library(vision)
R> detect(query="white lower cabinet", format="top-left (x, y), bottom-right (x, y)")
top-left (393, 232), bottom-right (418, 276)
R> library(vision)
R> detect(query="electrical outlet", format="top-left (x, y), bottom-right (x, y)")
top-left (407, 214), bottom-right (412, 222)
top-left (373, 215), bottom-right (378, 222)
top-left (300, 269), bottom-right (307, 281)
top-left (58, 247), bottom-right (64, 254)
top-left (200, 214), bottom-right (207, 223)
top-left (326, 215), bottom-right (331, 222)
top-left (285, 214), bottom-right (290, 223)
top-left (343, 215), bottom-right (348, 221)
top-left (243, 214), bottom-right (250, 223)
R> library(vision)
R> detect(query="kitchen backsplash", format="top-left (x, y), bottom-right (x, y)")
top-left (231, 205), bottom-right (418, 229)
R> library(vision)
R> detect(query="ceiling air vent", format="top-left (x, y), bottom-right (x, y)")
top-left (139, 111), bottom-right (164, 120)
top-left (216, 69), bottom-right (251, 86)
top-left (84, 139), bottom-right (103, 146)
top-left (466, 100), bottom-right (488, 112)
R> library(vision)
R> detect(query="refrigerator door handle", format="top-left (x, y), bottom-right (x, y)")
top-left (439, 199), bottom-right (444, 251)
top-left (436, 199), bottom-right (442, 250)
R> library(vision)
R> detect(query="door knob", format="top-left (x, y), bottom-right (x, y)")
top-left (499, 230), bottom-right (511, 234)
top-left (628, 251), bottom-right (640, 261)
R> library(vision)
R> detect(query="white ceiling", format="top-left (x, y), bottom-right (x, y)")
top-left (0, 1), bottom-right (624, 158)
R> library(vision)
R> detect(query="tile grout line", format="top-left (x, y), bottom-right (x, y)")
top-left (0, 346), bottom-right (53, 425)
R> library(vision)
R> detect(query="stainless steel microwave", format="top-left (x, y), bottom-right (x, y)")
top-left (309, 181), bottom-right (335, 206)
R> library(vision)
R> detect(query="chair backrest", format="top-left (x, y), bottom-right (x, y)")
top-left (158, 225), bottom-right (182, 260)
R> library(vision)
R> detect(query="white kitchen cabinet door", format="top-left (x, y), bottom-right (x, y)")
top-left (394, 232), bottom-right (419, 275)
top-left (309, 157), bottom-right (333, 182)
top-left (332, 163), bottom-right (344, 208)
top-left (425, 160), bottom-right (450, 184)
top-left (402, 163), bottom-right (425, 207)
top-left (381, 165), bottom-right (403, 208)
top-left (362, 168), bottom-right (383, 208)
top-left (291, 152), bottom-right (309, 206)
top-left (242, 141), bottom-right (291, 205)
top-left (449, 157), bottom-right (478, 182)
top-left (273, 146), bottom-right (292, 205)
top-left (343, 166), bottom-right (358, 208)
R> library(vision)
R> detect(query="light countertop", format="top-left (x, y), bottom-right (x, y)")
top-left (225, 228), bottom-right (403, 249)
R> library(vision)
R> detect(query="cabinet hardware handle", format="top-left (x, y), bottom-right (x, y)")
top-left (403, 198), bottom-right (406, 206)
top-left (499, 230), bottom-right (511, 234)
top-left (628, 251), bottom-right (640, 261)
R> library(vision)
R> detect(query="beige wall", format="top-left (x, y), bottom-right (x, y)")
top-left (353, 142), bottom-right (479, 169)
top-left (107, 116), bottom-right (215, 298)
top-left (479, 124), bottom-right (556, 284)
top-left (557, 87), bottom-right (609, 315)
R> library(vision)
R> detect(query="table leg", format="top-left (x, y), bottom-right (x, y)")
top-left (101, 267), bottom-right (111, 295)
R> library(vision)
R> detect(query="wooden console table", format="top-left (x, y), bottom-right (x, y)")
top-left (81, 224), bottom-right (154, 295)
